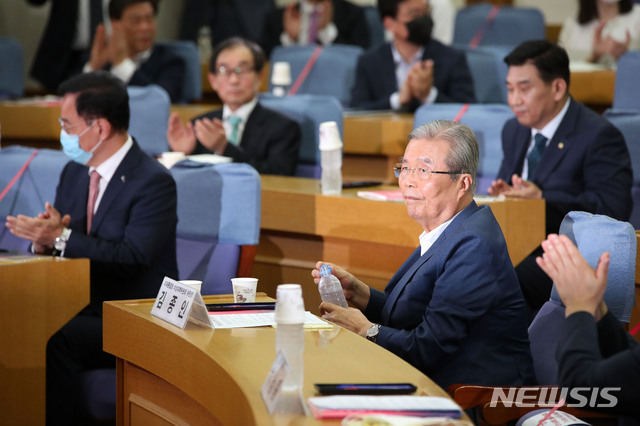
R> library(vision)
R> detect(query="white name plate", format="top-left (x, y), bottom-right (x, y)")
top-left (261, 351), bottom-right (289, 414)
top-left (151, 276), bottom-right (213, 329)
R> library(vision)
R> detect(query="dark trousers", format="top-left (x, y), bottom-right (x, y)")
top-left (515, 246), bottom-right (554, 322)
top-left (46, 308), bottom-right (115, 426)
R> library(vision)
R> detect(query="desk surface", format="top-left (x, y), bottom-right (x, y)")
top-left (104, 294), bottom-right (469, 425)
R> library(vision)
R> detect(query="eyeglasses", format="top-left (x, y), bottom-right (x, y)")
top-left (215, 65), bottom-right (256, 78)
top-left (58, 118), bottom-right (93, 134)
top-left (393, 163), bottom-right (460, 180)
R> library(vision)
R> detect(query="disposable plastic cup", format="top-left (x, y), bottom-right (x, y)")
top-left (231, 278), bottom-right (258, 303)
top-left (179, 280), bottom-right (202, 293)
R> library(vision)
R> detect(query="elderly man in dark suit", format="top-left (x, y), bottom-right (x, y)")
top-left (350, 0), bottom-right (475, 111)
top-left (167, 37), bottom-right (301, 176)
top-left (6, 71), bottom-right (178, 424)
top-left (489, 40), bottom-right (633, 314)
top-left (314, 120), bottom-right (534, 389)
top-left (85, 0), bottom-right (186, 102)
top-left (261, 0), bottom-right (370, 56)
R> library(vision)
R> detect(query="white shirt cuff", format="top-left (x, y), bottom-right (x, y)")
top-left (111, 58), bottom-right (137, 84)
top-left (280, 32), bottom-right (295, 46)
top-left (317, 22), bottom-right (338, 45)
top-left (390, 92), bottom-right (401, 110)
top-left (423, 86), bottom-right (438, 105)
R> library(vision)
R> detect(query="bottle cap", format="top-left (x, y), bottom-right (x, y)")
top-left (275, 284), bottom-right (305, 324)
top-left (319, 264), bottom-right (332, 277)
top-left (319, 121), bottom-right (343, 151)
top-left (271, 62), bottom-right (292, 86)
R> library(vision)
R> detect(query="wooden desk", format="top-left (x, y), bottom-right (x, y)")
top-left (569, 69), bottom-right (616, 110)
top-left (103, 294), bottom-right (469, 425)
top-left (0, 256), bottom-right (90, 426)
top-left (255, 176), bottom-right (545, 313)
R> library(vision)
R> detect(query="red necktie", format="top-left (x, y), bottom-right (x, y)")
top-left (87, 170), bottom-right (101, 233)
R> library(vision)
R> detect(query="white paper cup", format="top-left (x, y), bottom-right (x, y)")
top-left (319, 121), bottom-right (343, 151)
top-left (159, 151), bottom-right (185, 169)
top-left (231, 277), bottom-right (258, 303)
top-left (275, 284), bottom-right (305, 324)
top-left (271, 61), bottom-right (292, 86)
top-left (179, 280), bottom-right (202, 293)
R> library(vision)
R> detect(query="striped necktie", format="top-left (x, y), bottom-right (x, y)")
top-left (527, 133), bottom-right (547, 178)
top-left (228, 116), bottom-right (242, 146)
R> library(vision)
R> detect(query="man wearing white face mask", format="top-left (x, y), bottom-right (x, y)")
top-left (6, 71), bottom-right (177, 424)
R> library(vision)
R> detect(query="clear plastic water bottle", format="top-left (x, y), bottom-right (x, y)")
top-left (319, 121), bottom-right (343, 195)
top-left (274, 284), bottom-right (305, 391)
top-left (318, 264), bottom-right (348, 308)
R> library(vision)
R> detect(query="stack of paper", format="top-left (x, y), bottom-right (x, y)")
top-left (357, 190), bottom-right (403, 202)
top-left (307, 395), bottom-right (463, 420)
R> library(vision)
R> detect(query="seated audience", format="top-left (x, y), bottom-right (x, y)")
top-left (85, 0), bottom-right (186, 102)
top-left (167, 37), bottom-right (301, 176)
top-left (537, 234), bottom-right (640, 419)
top-left (5, 71), bottom-right (178, 424)
top-left (261, 0), bottom-right (370, 56)
top-left (312, 120), bottom-right (534, 390)
top-left (488, 40), bottom-right (632, 315)
top-left (350, 0), bottom-right (475, 112)
top-left (559, 0), bottom-right (640, 67)
top-left (27, 0), bottom-right (104, 91)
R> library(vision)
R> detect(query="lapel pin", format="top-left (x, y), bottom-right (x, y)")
top-left (121, 175), bottom-right (126, 183)
top-left (557, 142), bottom-right (565, 149)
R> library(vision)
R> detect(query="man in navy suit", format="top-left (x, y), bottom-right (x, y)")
top-left (6, 71), bottom-right (177, 424)
top-left (85, 0), bottom-right (186, 102)
top-left (167, 37), bottom-right (301, 176)
top-left (315, 120), bottom-right (534, 389)
top-left (350, 0), bottom-right (475, 111)
top-left (488, 40), bottom-right (632, 313)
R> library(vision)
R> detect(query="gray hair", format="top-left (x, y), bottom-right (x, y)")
top-left (409, 120), bottom-right (479, 193)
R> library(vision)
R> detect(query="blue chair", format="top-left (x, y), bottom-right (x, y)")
top-left (462, 45), bottom-right (510, 104)
top-left (128, 85), bottom-right (170, 156)
top-left (413, 103), bottom-right (514, 194)
top-left (613, 51), bottom-right (640, 110)
top-left (0, 146), bottom-right (69, 251)
top-left (259, 93), bottom-right (343, 178)
top-left (0, 37), bottom-right (24, 99)
top-left (452, 2), bottom-right (545, 49)
top-left (80, 160), bottom-right (261, 421)
top-left (603, 109), bottom-right (640, 228)
top-left (268, 44), bottom-right (364, 106)
top-left (363, 6), bottom-right (386, 48)
top-left (156, 40), bottom-right (202, 103)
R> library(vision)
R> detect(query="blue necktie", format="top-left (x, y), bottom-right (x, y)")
top-left (227, 116), bottom-right (242, 146)
top-left (527, 133), bottom-right (547, 178)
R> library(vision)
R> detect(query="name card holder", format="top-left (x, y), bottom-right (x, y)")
top-left (151, 276), bottom-right (214, 329)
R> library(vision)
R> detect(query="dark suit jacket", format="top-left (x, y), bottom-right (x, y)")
top-left (122, 44), bottom-right (186, 103)
top-left (55, 140), bottom-right (178, 315)
top-left (497, 98), bottom-right (633, 234)
top-left (261, 0), bottom-right (370, 56)
top-left (365, 202), bottom-right (535, 389)
top-left (28, 0), bottom-right (102, 91)
top-left (558, 311), bottom-right (640, 419)
top-left (350, 41), bottom-right (476, 111)
top-left (192, 103), bottom-right (301, 176)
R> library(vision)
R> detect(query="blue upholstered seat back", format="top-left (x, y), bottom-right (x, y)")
top-left (155, 40), bottom-right (202, 103)
top-left (127, 85), bottom-right (170, 157)
top-left (0, 146), bottom-right (69, 251)
top-left (259, 93), bottom-right (343, 178)
top-left (613, 51), bottom-right (640, 110)
top-left (453, 2), bottom-right (545, 49)
top-left (363, 6), bottom-right (385, 48)
top-left (462, 45), bottom-right (510, 104)
top-left (529, 211), bottom-right (636, 385)
top-left (0, 37), bottom-right (24, 99)
top-left (268, 44), bottom-right (364, 106)
top-left (603, 109), bottom-right (640, 228)
top-left (413, 103), bottom-right (514, 194)
top-left (170, 160), bottom-right (261, 295)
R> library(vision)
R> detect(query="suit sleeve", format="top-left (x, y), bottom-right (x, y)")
top-left (556, 311), bottom-right (640, 416)
top-left (130, 54), bottom-right (186, 103)
top-left (542, 124), bottom-right (633, 222)
top-left (334, 2), bottom-right (370, 49)
top-left (350, 54), bottom-right (393, 110)
top-left (375, 233), bottom-right (502, 374)
top-left (434, 49), bottom-right (476, 104)
top-left (62, 168), bottom-right (177, 267)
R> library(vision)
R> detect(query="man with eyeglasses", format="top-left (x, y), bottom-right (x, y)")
top-left (6, 71), bottom-right (177, 424)
top-left (350, 0), bottom-right (475, 111)
top-left (312, 120), bottom-right (534, 390)
top-left (167, 37), bottom-right (301, 175)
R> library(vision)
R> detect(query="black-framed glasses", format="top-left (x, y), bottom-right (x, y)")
top-left (215, 65), bottom-right (255, 78)
top-left (393, 163), bottom-right (460, 180)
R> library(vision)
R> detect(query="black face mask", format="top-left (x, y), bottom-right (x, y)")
top-left (406, 14), bottom-right (433, 46)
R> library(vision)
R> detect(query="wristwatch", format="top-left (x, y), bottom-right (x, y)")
top-left (54, 228), bottom-right (71, 253)
top-left (366, 323), bottom-right (381, 343)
